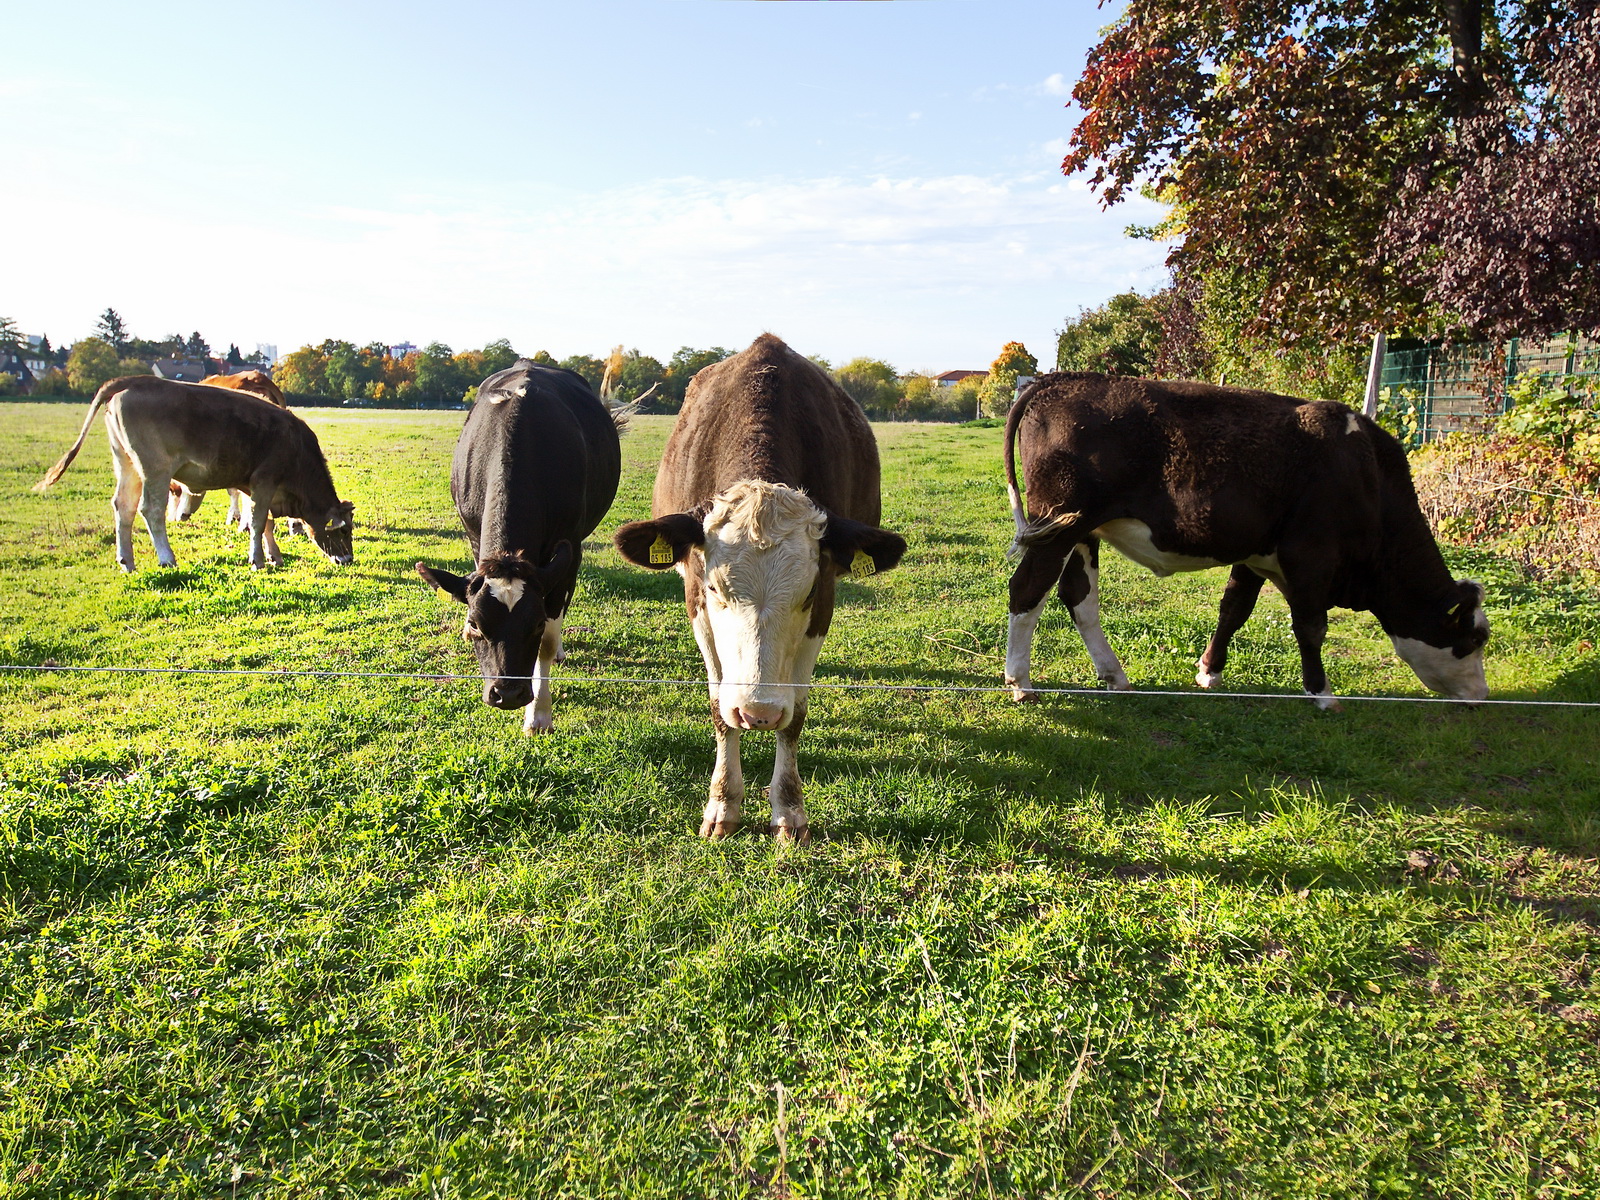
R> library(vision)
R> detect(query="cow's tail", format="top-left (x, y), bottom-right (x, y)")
top-left (33, 378), bottom-right (124, 491)
top-left (607, 398), bottom-right (639, 434)
top-left (1003, 378), bottom-right (1035, 557)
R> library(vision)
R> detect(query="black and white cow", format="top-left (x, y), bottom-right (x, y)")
top-left (417, 360), bottom-right (626, 734)
top-left (1003, 373), bottom-right (1489, 709)
top-left (613, 334), bottom-right (906, 841)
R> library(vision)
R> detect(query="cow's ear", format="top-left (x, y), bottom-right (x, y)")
top-left (820, 516), bottom-right (907, 578)
top-left (417, 561), bottom-right (470, 602)
top-left (535, 540), bottom-right (574, 590)
top-left (614, 514), bottom-right (704, 570)
top-left (1447, 579), bottom-right (1484, 630)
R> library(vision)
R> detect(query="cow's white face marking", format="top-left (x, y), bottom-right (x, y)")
top-left (697, 481), bottom-right (826, 729)
top-left (1095, 518), bottom-right (1221, 577)
top-left (1391, 616), bottom-right (1489, 701)
top-left (1346, 412), bottom-right (1361, 434)
top-left (485, 576), bottom-right (526, 610)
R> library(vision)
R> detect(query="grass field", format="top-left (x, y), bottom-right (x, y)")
top-left (2, 400), bottom-right (1598, 1199)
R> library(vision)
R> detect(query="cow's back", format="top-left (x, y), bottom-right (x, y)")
top-left (113, 377), bottom-right (323, 488)
top-left (453, 364), bottom-right (621, 559)
top-left (654, 333), bottom-right (880, 524)
top-left (1017, 374), bottom-right (1383, 561)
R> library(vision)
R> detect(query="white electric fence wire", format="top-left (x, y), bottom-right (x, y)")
top-left (2, 663), bottom-right (1597, 708)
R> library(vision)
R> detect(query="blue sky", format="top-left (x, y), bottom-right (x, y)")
top-left (9, 0), bottom-right (1165, 372)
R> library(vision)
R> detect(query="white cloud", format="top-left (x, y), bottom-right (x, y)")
top-left (1038, 72), bottom-right (1072, 96)
top-left (11, 171), bottom-right (1165, 369)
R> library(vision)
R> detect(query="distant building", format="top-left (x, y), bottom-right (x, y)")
top-left (0, 349), bottom-right (36, 390)
top-left (934, 369), bottom-right (985, 387)
top-left (152, 359), bottom-right (210, 382)
top-left (253, 343), bottom-right (278, 365)
top-left (388, 341), bottom-right (419, 359)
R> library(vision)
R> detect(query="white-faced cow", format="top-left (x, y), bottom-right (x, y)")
top-left (416, 360), bottom-right (627, 735)
top-left (613, 333), bottom-right (906, 841)
top-left (35, 375), bottom-right (355, 571)
top-left (1003, 374), bottom-right (1489, 709)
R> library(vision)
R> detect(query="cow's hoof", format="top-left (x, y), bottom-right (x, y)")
top-left (118, 561), bottom-right (136, 574)
top-left (1310, 692), bottom-right (1343, 712)
top-left (1102, 677), bottom-right (1133, 691)
top-left (157, 560), bottom-right (177, 570)
top-left (1008, 683), bottom-right (1039, 703)
top-left (699, 817), bottom-right (741, 839)
top-left (523, 712), bottom-right (554, 736)
top-left (1195, 668), bottom-right (1222, 689)
top-left (771, 824), bottom-right (810, 844)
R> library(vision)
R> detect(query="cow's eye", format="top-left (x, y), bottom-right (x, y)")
top-left (463, 619), bottom-right (484, 640)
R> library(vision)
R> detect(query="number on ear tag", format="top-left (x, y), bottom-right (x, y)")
top-left (851, 549), bottom-right (877, 578)
top-left (648, 535), bottom-right (675, 565)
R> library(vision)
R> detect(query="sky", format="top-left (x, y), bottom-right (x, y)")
top-left (6, 0), bottom-right (1166, 373)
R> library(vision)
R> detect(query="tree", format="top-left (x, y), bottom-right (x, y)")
top-left (1064, 1), bottom-right (1600, 343)
top-left (67, 338), bottom-right (121, 394)
top-left (559, 355), bottom-right (605, 392)
top-left (96, 308), bottom-right (128, 354)
top-left (274, 346), bottom-right (331, 397)
top-left (978, 342), bottom-right (1038, 417)
top-left (834, 358), bottom-right (902, 418)
top-left (613, 350), bottom-right (665, 405)
top-left (0, 317), bottom-right (22, 352)
top-left (226, 344), bottom-right (245, 367)
top-left (116, 358), bottom-right (153, 377)
top-left (413, 342), bottom-right (465, 405)
top-left (1057, 291), bottom-right (1167, 375)
top-left (184, 332), bottom-right (210, 361)
top-left (479, 338), bottom-right (521, 377)
top-left (662, 346), bottom-right (733, 410)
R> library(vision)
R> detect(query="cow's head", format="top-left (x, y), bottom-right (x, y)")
top-left (306, 500), bottom-right (356, 564)
top-left (416, 542), bottom-right (573, 709)
top-left (1389, 579), bottom-right (1490, 701)
top-left (615, 480), bottom-right (904, 731)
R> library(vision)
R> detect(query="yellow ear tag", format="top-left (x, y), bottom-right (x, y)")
top-left (648, 535), bottom-right (675, 565)
top-left (851, 549), bottom-right (877, 578)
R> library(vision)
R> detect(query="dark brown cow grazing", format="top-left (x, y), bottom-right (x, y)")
top-left (613, 333), bottom-right (905, 841)
top-left (1004, 374), bottom-right (1489, 709)
top-left (167, 370), bottom-right (291, 528)
top-left (35, 375), bottom-right (355, 571)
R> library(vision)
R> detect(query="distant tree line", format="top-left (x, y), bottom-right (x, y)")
top-left (4, 308), bottom-right (1042, 423)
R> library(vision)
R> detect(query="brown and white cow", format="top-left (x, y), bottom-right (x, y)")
top-left (35, 375), bottom-right (355, 571)
top-left (613, 333), bottom-right (905, 841)
top-left (166, 370), bottom-right (290, 529)
top-left (1003, 373), bottom-right (1489, 709)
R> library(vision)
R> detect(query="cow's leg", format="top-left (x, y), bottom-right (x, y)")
top-left (227, 489), bottom-right (243, 528)
top-left (137, 473), bottom-right (178, 569)
top-left (690, 604), bottom-right (742, 837)
top-left (767, 634), bottom-right (823, 842)
top-left (261, 516), bottom-right (283, 567)
top-left (1288, 599), bottom-right (1341, 712)
top-left (247, 493), bottom-right (273, 569)
top-left (1197, 564), bottom-right (1267, 688)
top-left (1058, 538), bottom-right (1129, 691)
top-left (111, 449), bottom-right (142, 572)
top-left (523, 615), bottom-right (562, 735)
top-left (1005, 541), bottom-right (1069, 701)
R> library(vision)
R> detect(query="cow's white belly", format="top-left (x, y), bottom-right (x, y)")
top-left (1094, 518), bottom-right (1281, 581)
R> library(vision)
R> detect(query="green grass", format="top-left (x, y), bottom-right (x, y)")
top-left (1, 401), bottom-right (1597, 1199)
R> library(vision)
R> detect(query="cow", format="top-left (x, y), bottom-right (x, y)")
top-left (1002, 373), bottom-right (1489, 710)
top-left (34, 375), bottom-right (355, 571)
top-left (612, 333), bottom-right (906, 841)
top-left (416, 360), bottom-right (627, 735)
top-left (166, 370), bottom-right (290, 529)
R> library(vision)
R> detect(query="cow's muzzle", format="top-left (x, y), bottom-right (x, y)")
top-left (485, 678), bottom-right (532, 709)
top-left (729, 701), bottom-right (788, 731)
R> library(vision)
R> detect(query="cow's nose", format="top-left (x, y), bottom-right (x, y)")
top-left (486, 681), bottom-right (530, 709)
top-left (732, 702), bottom-right (786, 730)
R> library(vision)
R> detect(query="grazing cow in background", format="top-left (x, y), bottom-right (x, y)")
top-left (34, 375), bottom-right (355, 571)
top-left (166, 370), bottom-right (291, 528)
top-left (613, 333), bottom-right (906, 841)
top-left (416, 360), bottom-right (627, 735)
top-left (1003, 373), bottom-right (1489, 709)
